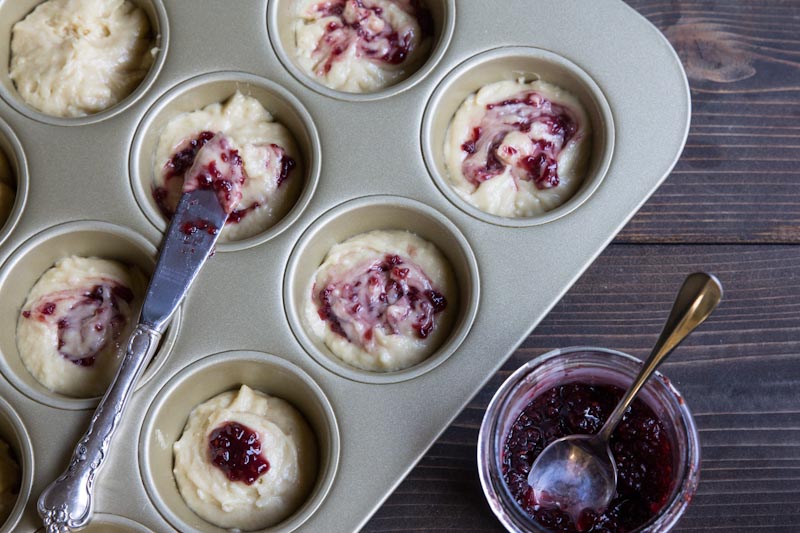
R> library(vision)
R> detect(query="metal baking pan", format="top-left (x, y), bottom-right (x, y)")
top-left (0, 0), bottom-right (689, 531)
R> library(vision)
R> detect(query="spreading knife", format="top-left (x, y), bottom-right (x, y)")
top-left (37, 133), bottom-right (238, 532)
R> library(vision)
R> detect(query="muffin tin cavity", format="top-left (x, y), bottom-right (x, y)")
top-left (267, 0), bottom-right (455, 101)
top-left (422, 46), bottom-right (615, 227)
top-left (35, 513), bottom-right (151, 532)
top-left (129, 71), bottom-right (321, 252)
top-left (0, 221), bottom-right (181, 410)
top-left (0, 0), bottom-right (168, 126)
top-left (284, 195), bottom-right (479, 384)
top-left (0, 397), bottom-right (33, 533)
top-left (0, 119), bottom-right (28, 249)
top-left (139, 351), bottom-right (339, 533)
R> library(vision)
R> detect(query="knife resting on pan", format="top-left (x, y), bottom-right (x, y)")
top-left (37, 133), bottom-right (242, 532)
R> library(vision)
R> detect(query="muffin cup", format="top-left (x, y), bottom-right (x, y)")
top-left (0, 221), bottom-right (181, 410)
top-left (34, 513), bottom-right (151, 533)
top-left (0, 0), bottom-right (168, 126)
top-left (284, 194), bottom-right (480, 384)
top-left (267, 0), bottom-right (455, 101)
top-left (129, 71), bottom-right (321, 252)
top-left (139, 350), bottom-right (340, 533)
top-left (0, 396), bottom-right (33, 533)
top-left (478, 347), bottom-right (700, 533)
top-left (422, 46), bottom-right (615, 226)
top-left (0, 118), bottom-right (28, 249)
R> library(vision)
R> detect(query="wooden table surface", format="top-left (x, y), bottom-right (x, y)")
top-left (366, 1), bottom-right (800, 531)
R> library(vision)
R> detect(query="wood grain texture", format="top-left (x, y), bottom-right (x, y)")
top-left (365, 0), bottom-right (800, 531)
top-left (366, 245), bottom-right (800, 532)
top-left (617, 0), bottom-right (800, 244)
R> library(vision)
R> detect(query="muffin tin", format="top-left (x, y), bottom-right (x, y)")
top-left (0, 1), bottom-right (689, 531)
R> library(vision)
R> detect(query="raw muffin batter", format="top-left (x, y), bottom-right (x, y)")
top-left (9, 0), bottom-right (155, 118)
top-left (444, 79), bottom-right (592, 218)
top-left (292, 0), bottom-right (433, 92)
top-left (0, 151), bottom-right (14, 228)
top-left (152, 92), bottom-right (301, 242)
top-left (173, 385), bottom-right (317, 530)
top-left (17, 256), bottom-right (145, 397)
top-left (305, 230), bottom-right (455, 372)
top-left (0, 439), bottom-right (19, 525)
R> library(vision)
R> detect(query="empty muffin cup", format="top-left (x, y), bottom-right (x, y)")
top-left (267, 0), bottom-right (455, 101)
top-left (0, 396), bottom-right (33, 533)
top-left (139, 350), bottom-right (339, 533)
top-left (422, 46), bottom-right (615, 226)
top-left (284, 195), bottom-right (480, 384)
top-left (0, 0), bottom-right (168, 126)
top-left (0, 221), bottom-right (181, 410)
top-left (478, 347), bottom-right (700, 533)
top-left (0, 118), bottom-right (28, 249)
top-left (34, 513), bottom-right (151, 533)
top-left (129, 71), bottom-right (321, 252)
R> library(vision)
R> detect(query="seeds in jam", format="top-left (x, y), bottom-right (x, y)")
top-left (461, 92), bottom-right (578, 190)
top-left (208, 422), bottom-right (270, 485)
top-left (503, 383), bottom-right (673, 532)
top-left (314, 253), bottom-right (447, 349)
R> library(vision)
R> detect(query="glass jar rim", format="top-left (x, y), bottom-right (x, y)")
top-left (477, 346), bottom-right (701, 533)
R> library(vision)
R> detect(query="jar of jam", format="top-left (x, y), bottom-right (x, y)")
top-left (478, 347), bottom-right (700, 532)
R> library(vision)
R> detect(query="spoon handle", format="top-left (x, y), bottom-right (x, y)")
top-left (598, 272), bottom-right (723, 442)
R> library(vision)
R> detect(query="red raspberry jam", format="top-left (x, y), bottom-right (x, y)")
top-left (208, 422), bottom-right (270, 485)
top-left (22, 281), bottom-right (134, 368)
top-left (503, 383), bottom-right (673, 532)
top-left (312, 0), bottom-right (433, 75)
top-left (461, 92), bottom-right (579, 190)
top-left (314, 253), bottom-right (447, 348)
top-left (152, 132), bottom-right (295, 225)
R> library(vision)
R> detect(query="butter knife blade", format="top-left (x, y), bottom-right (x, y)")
top-left (141, 187), bottom-right (228, 330)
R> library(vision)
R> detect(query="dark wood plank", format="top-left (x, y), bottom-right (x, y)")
top-left (365, 244), bottom-right (800, 532)
top-left (615, 0), bottom-right (800, 244)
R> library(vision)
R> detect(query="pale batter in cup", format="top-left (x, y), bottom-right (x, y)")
top-left (152, 92), bottom-right (302, 242)
top-left (173, 385), bottom-right (318, 530)
top-left (292, 0), bottom-right (433, 92)
top-left (444, 79), bottom-right (592, 218)
top-left (16, 256), bottom-right (145, 397)
top-left (9, 0), bottom-right (156, 118)
top-left (305, 230), bottom-right (455, 372)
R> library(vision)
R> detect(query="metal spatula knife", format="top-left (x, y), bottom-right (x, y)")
top-left (37, 186), bottom-right (228, 532)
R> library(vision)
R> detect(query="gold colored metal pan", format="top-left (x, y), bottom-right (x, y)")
top-left (0, 0), bottom-right (689, 531)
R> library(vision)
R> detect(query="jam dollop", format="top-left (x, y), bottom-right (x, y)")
top-left (503, 383), bottom-right (673, 532)
top-left (314, 253), bottom-right (447, 349)
top-left (208, 421), bottom-right (270, 485)
top-left (22, 281), bottom-right (135, 367)
top-left (462, 92), bottom-right (578, 190)
top-left (310, 0), bottom-right (433, 75)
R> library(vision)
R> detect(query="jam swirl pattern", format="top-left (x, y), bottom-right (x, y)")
top-left (22, 280), bottom-right (135, 367)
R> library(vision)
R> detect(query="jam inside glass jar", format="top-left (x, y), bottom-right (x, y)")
top-left (477, 348), bottom-right (700, 533)
top-left (502, 383), bottom-right (673, 532)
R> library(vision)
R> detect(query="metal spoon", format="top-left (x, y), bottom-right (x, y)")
top-left (527, 272), bottom-right (722, 524)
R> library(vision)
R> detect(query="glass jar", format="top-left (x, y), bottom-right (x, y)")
top-left (478, 347), bottom-right (700, 532)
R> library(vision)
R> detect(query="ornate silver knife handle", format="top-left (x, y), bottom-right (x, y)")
top-left (37, 323), bottom-right (161, 533)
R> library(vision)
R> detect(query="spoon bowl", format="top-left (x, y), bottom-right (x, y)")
top-left (528, 434), bottom-right (615, 524)
top-left (526, 272), bottom-right (722, 522)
